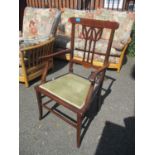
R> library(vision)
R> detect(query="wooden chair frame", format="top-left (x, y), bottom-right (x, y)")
top-left (35, 18), bottom-right (119, 147)
top-left (19, 37), bottom-right (55, 87)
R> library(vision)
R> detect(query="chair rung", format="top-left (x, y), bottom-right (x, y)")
top-left (42, 99), bottom-right (53, 105)
top-left (42, 104), bottom-right (77, 128)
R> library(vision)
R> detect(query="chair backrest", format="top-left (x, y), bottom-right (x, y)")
top-left (68, 17), bottom-right (119, 70)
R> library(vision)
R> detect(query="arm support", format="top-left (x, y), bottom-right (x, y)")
top-left (20, 37), bottom-right (55, 52)
top-left (40, 48), bottom-right (72, 84)
top-left (88, 62), bottom-right (109, 84)
top-left (39, 49), bottom-right (72, 62)
top-left (81, 62), bottom-right (109, 113)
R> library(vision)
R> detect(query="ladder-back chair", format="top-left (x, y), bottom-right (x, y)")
top-left (35, 17), bottom-right (119, 147)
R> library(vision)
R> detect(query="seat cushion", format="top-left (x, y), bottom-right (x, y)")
top-left (40, 74), bottom-right (91, 109)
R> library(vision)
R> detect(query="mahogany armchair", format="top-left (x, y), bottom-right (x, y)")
top-left (35, 17), bottom-right (119, 147)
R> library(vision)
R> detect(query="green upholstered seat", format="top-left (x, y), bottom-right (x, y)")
top-left (40, 73), bottom-right (91, 109)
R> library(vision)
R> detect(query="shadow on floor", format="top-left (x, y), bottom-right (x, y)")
top-left (130, 65), bottom-right (135, 80)
top-left (80, 75), bottom-right (116, 145)
top-left (123, 55), bottom-right (128, 66)
top-left (95, 116), bottom-right (135, 155)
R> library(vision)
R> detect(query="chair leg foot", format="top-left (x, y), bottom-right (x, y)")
top-left (35, 87), bottom-right (43, 120)
top-left (117, 68), bottom-right (120, 72)
top-left (117, 66), bottom-right (121, 72)
top-left (77, 114), bottom-right (82, 148)
top-left (25, 81), bottom-right (29, 87)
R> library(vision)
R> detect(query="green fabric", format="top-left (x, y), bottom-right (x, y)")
top-left (40, 73), bottom-right (91, 109)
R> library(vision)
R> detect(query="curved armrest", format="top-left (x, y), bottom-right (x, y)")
top-left (20, 37), bottom-right (55, 52)
top-left (39, 49), bottom-right (72, 61)
top-left (81, 62), bottom-right (109, 114)
top-left (88, 62), bottom-right (109, 84)
top-left (40, 48), bottom-right (72, 84)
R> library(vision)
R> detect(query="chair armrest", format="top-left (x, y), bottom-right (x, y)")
top-left (88, 62), bottom-right (109, 84)
top-left (39, 48), bottom-right (72, 84)
top-left (81, 62), bottom-right (109, 114)
top-left (39, 48), bottom-right (72, 61)
top-left (20, 37), bottom-right (55, 52)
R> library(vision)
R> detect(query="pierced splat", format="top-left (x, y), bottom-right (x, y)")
top-left (69, 17), bottom-right (119, 71)
top-left (79, 25), bottom-right (103, 66)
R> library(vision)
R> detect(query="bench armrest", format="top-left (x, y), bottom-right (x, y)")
top-left (20, 37), bottom-right (55, 52)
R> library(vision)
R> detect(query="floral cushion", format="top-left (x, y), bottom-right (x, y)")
top-left (57, 8), bottom-right (95, 37)
top-left (55, 8), bottom-right (134, 64)
top-left (95, 8), bottom-right (135, 44)
top-left (66, 38), bottom-right (121, 64)
top-left (22, 7), bottom-right (61, 43)
top-left (74, 50), bottom-right (120, 64)
top-left (54, 35), bottom-right (124, 50)
top-left (57, 8), bottom-right (134, 47)
top-left (54, 35), bottom-right (124, 51)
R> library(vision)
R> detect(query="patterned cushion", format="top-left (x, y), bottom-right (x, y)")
top-left (55, 35), bottom-right (124, 50)
top-left (22, 7), bottom-right (61, 44)
top-left (54, 36), bottom-right (121, 64)
top-left (66, 38), bottom-right (122, 55)
top-left (40, 73), bottom-right (91, 109)
top-left (66, 38), bottom-right (121, 64)
top-left (55, 8), bottom-right (134, 64)
top-left (58, 8), bottom-right (95, 37)
top-left (95, 8), bottom-right (135, 44)
top-left (57, 8), bottom-right (134, 45)
top-left (73, 50), bottom-right (120, 64)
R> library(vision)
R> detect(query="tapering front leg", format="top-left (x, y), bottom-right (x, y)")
top-left (25, 80), bottom-right (29, 87)
top-left (35, 86), bottom-right (43, 120)
top-left (97, 83), bottom-right (103, 111)
top-left (77, 114), bottom-right (82, 148)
